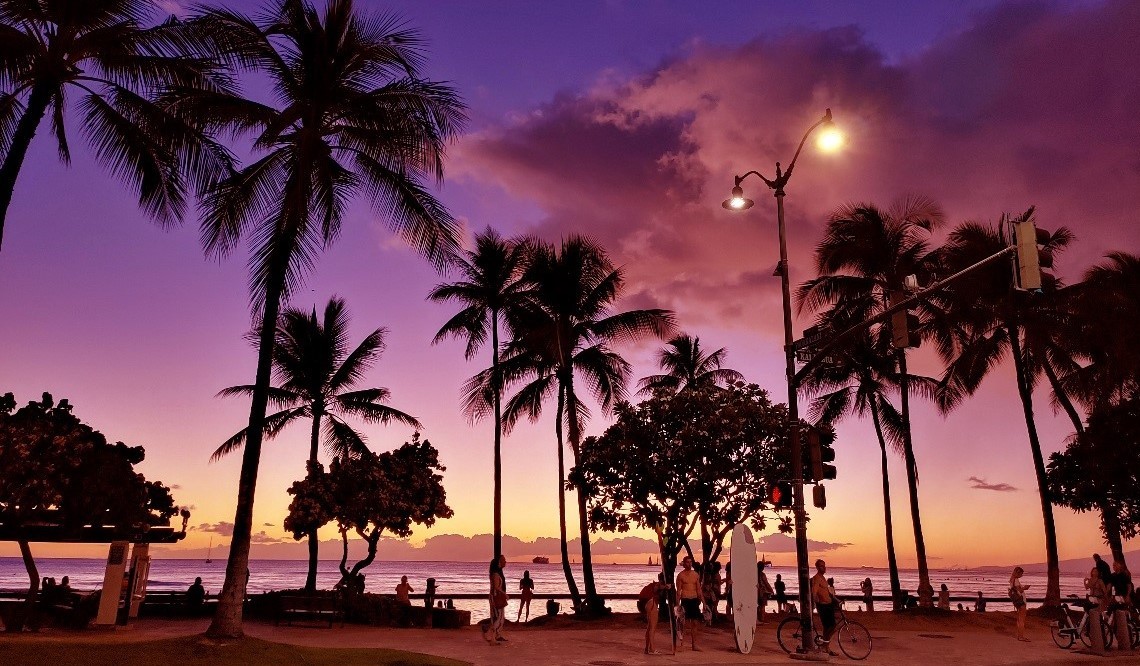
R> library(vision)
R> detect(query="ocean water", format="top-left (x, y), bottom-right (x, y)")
top-left (0, 557), bottom-right (1089, 622)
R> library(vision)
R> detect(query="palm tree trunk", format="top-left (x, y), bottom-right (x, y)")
top-left (1008, 324), bottom-right (1061, 607)
top-left (305, 404), bottom-right (323, 592)
top-left (207, 259), bottom-right (287, 638)
top-left (564, 379), bottom-right (600, 611)
top-left (870, 399), bottom-right (903, 610)
top-left (897, 350), bottom-right (934, 607)
top-left (491, 313), bottom-right (503, 561)
top-left (555, 386), bottom-right (582, 609)
top-left (1100, 502), bottom-right (1126, 566)
top-left (17, 538), bottom-right (39, 631)
top-left (1042, 359), bottom-right (1084, 434)
top-left (0, 83), bottom-right (54, 253)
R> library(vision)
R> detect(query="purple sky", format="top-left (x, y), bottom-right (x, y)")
top-left (2, 0), bottom-right (1138, 567)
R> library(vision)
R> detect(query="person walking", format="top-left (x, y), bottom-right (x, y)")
top-left (484, 555), bottom-right (508, 644)
top-left (518, 570), bottom-right (535, 622)
top-left (774, 573), bottom-right (787, 613)
top-left (639, 575), bottom-right (667, 654)
top-left (860, 577), bottom-right (874, 612)
top-left (812, 560), bottom-right (838, 656)
top-left (1009, 566), bottom-right (1030, 641)
top-left (676, 556), bottom-right (704, 651)
top-left (757, 561), bottom-right (774, 623)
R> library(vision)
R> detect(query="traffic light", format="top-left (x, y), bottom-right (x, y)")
top-left (813, 485), bottom-right (827, 509)
top-left (807, 427), bottom-right (838, 482)
top-left (1013, 217), bottom-right (1053, 290)
top-left (890, 290), bottom-right (920, 349)
top-left (769, 481), bottom-right (794, 509)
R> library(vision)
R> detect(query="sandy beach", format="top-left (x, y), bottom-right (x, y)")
top-left (4, 610), bottom-right (1132, 665)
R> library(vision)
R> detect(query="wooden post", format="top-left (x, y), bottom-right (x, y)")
top-left (1113, 608), bottom-right (1130, 651)
top-left (1088, 609), bottom-right (1107, 653)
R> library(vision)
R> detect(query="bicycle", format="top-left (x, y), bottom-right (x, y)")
top-left (1104, 599), bottom-right (1140, 649)
top-left (1050, 596), bottom-right (1111, 649)
top-left (778, 600), bottom-right (872, 660)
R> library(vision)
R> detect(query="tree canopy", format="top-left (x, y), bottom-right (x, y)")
top-left (284, 433), bottom-right (452, 587)
top-left (573, 382), bottom-right (790, 578)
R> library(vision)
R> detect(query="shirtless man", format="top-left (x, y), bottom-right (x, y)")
top-left (811, 559), bottom-right (837, 656)
top-left (676, 556), bottom-right (704, 651)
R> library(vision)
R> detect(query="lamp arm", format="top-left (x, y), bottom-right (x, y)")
top-left (735, 170), bottom-right (777, 190)
top-left (782, 109), bottom-right (833, 183)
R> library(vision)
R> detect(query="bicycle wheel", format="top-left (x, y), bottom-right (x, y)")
top-left (836, 621), bottom-right (872, 660)
top-left (777, 616), bottom-right (805, 654)
top-left (1050, 622), bottom-right (1074, 649)
top-left (1080, 614), bottom-right (1113, 648)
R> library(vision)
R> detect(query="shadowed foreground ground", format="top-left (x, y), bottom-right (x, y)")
top-left (0, 610), bottom-right (1132, 665)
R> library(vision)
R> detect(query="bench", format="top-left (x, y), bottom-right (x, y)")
top-left (276, 593), bottom-right (344, 627)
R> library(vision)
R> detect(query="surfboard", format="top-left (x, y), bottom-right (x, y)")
top-left (730, 523), bottom-right (758, 653)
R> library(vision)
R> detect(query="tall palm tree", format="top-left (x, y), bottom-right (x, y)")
top-left (929, 210), bottom-right (1074, 607)
top-left (637, 333), bottom-right (743, 395)
top-left (213, 296), bottom-right (421, 592)
top-left (799, 331), bottom-right (909, 609)
top-left (428, 227), bottom-right (529, 561)
top-left (495, 236), bottom-right (674, 612)
top-left (796, 195), bottom-right (943, 606)
top-left (179, 0), bottom-right (465, 637)
top-left (0, 0), bottom-right (225, 253)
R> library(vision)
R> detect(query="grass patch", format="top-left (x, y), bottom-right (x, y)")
top-left (0, 634), bottom-right (470, 666)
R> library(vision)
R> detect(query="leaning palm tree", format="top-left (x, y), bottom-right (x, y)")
top-left (796, 195), bottom-right (943, 606)
top-left (928, 209), bottom-right (1074, 607)
top-left (800, 330), bottom-right (910, 609)
top-left (213, 296), bottom-right (421, 592)
top-left (637, 334), bottom-right (743, 395)
top-left (499, 236), bottom-right (674, 613)
top-left (0, 0), bottom-right (226, 253)
top-left (178, 0), bottom-right (465, 637)
top-left (428, 227), bottom-right (529, 561)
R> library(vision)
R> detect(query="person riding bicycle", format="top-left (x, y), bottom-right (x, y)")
top-left (811, 559), bottom-right (838, 656)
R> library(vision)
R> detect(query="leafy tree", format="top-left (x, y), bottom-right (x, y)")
top-left (428, 228), bottom-right (529, 561)
top-left (1048, 398), bottom-right (1140, 565)
top-left (573, 383), bottom-right (789, 583)
top-left (929, 209), bottom-right (1075, 606)
top-left (215, 296), bottom-right (420, 591)
top-left (796, 196), bottom-right (943, 606)
top-left (0, 0), bottom-right (226, 254)
top-left (637, 334), bottom-right (743, 395)
top-left (176, 0), bottom-right (466, 637)
top-left (0, 392), bottom-right (178, 626)
top-left (493, 235), bottom-right (674, 612)
top-left (284, 433), bottom-right (451, 588)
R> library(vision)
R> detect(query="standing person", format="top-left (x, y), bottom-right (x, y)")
top-left (938, 583), bottom-right (950, 610)
top-left (1110, 559), bottom-right (1133, 604)
top-left (860, 577), bottom-right (874, 612)
top-left (395, 575), bottom-right (413, 605)
top-left (974, 591), bottom-right (987, 612)
top-left (639, 575), bottom-right (667, 654)
top-left (703, 561), bottom-right (723, 624)
top-left (723, 562), bottom-right (733, 618)
top-left (484, 555), bottom-right (509, 644)
top-left (1009, 566), bottom-right (1030, 642)
top-left (518, 570), bottom-right (535, 622)
top-left (676, 556), bottom-right (704, 651)
top-left (757, 561), bottom-right (774, 623)
top-left (812, 560), bottom-right (838, 656)
top-left (1085, 567), bottom-right (1108, 614)
top-left (774, 574), bottom-right (787, 613)
top-left (1094, 554), bottom-right (1112, 584)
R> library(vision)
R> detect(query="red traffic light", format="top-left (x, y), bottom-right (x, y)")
top-left (769, 481), bottom-right (794, 509)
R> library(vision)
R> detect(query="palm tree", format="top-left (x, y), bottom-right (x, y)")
top-left (929, 209), bottom-right (1074, 607)
top-left (213, 296), bottom-right (421, 592)
top-left (796, 195), bottom-right (943, 606)
top-left (428, 228), bottom-right (529, 561)
top-left (495, 236), bottom-right (674, 612)
top-left (0, 0), bottom-right (225, 253)
top-left (179, 0), bottom-right (465, 637)
top-left (799, 331), bottom-right (910, 609)
top-left (637, 333), bottom-right (743, 395)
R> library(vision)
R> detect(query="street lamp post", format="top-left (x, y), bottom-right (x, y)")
top-left (722, 108), bottom-right (840, 656)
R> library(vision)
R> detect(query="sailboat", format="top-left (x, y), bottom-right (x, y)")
top-left (205, 537), bottom-right (213, 564)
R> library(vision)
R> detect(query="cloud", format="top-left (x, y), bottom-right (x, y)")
top-left (756, 532), bottom-right (851, 554)
top-left (456, 1), bottom-right (1140, 337)
top-left (196, 521), bottom-right (235, 536)
top-left (968, 476), bottom-right (1017, 492)
top-left (251, 530), bottom-right (285, 544)
top-left (155, 1), bottom-right (186, 17)
top-left (263, 523), bottom-right (275, 527)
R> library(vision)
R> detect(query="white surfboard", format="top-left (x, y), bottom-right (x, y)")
top-left (730, 523), bottom-right (758, 653)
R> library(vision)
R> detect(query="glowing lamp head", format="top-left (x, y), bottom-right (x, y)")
top-left (721, 185), bottom-right (755, 210)
top-left (816, 125), bottom-right (844, 153)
